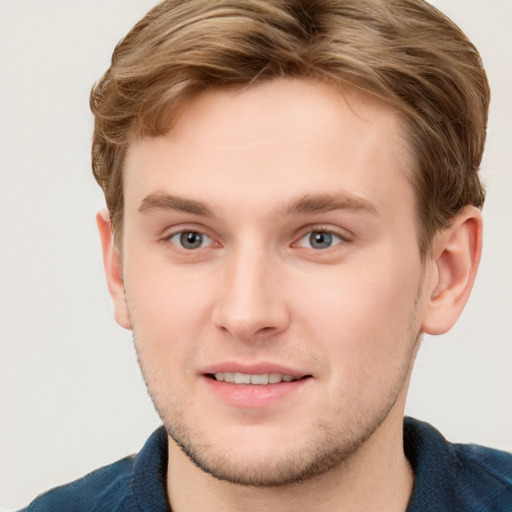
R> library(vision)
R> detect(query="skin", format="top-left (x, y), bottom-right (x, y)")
top-left (98, 78), bottom-right (482, 511)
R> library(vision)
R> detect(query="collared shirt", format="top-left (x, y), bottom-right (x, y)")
top-left (22, 417), bottom-right (512, 511)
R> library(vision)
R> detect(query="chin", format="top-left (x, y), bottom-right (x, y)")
top-left (163, 413), bottom-right (386, 488)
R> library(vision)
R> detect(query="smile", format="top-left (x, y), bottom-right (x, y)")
top-left (203, 369), bottom-right (312, 407)
top-left (211, 372), bottom-right (300, 385)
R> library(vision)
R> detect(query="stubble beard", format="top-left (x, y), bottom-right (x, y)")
top-left (133, 331), bottom-right (421, 488)
top-left (162, 400), bottom-right (401, 488)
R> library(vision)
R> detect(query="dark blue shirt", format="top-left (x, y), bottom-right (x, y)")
top-left (22, 418), bottom-right (512, 511)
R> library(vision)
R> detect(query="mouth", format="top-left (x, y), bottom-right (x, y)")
top-left (206, 372), bottom-right (308, 385)
top-left (202, 366), bottom-right (312, 407)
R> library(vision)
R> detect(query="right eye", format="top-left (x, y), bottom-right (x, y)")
top-left (295, 230), bottom-right (345, 250)
top-left (168, 231), bottom-right (213, 250)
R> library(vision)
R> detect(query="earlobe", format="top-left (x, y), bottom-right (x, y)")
top-left (421, 206), bottom-right (483, 335)
top-left (96, 209), bottom-right (132, 330)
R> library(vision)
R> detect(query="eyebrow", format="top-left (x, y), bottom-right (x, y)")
top-left (138, 191), bottom-right (378, 218)
top-left (283, 193), bottom-right (378, 216)
top-left (138, 193), bottom-right (213, 216)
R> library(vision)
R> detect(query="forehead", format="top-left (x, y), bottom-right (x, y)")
top-left (124, 78), bottom-right (414, 217)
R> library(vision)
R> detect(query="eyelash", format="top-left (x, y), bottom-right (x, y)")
top-left (295, 231), bottom-right (344, 250)
top-left (162, 228), bottom-right (218, 255)
top-left (292, 225), bottom-right (351, 251)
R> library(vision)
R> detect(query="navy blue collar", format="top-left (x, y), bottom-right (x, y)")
top-left (131, 418), bottom-right (512, 512)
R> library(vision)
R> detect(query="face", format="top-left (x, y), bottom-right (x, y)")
top-left (117, 78), bottom-right (428, 486)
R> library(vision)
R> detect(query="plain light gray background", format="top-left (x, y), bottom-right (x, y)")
top-left (1, 0), bottom-right (511, 509)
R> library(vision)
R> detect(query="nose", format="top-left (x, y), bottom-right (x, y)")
top-left (211, 245), bottom-right (290, 342)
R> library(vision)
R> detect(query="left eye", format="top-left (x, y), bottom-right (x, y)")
top-left (169, 231), bottom-right (213, 250)
top-left (297, 231), bottom-right (343, 250)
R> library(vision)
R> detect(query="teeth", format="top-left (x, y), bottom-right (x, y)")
top-left (223, 372), bottom-right (235, 383)
top-left (235, 373), bottom-right (251, 384)
top-left (213, 372), bottom-right (298, 385)
top-left (268, 373), bottom-right (282, 384)
top-left (250, 374), bottom-right (268, 385)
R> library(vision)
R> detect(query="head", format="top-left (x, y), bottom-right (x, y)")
top-left (93, 0), bottom-right (488, 490)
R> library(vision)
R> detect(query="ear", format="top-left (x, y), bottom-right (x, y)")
top-left (96, 209), bottom-right (132, 330)
top-left (421, 206), bottom-right (483, 335)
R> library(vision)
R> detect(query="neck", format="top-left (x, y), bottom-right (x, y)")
top-left (166, 410), bottom-right (414, 512)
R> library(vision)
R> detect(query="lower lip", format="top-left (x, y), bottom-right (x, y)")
top-left (202, 376), bottom-right (310, 408)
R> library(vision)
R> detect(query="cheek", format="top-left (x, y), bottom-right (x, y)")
top-left (292, 254), bottom-right (422, 376)
top-left (123, 252), bottom-right (217, 361)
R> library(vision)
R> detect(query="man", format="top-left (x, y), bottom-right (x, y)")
top-left (22, 0), bottom-right (511, 510)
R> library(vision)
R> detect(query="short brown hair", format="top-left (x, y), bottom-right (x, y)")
top-left (90, 0), bottom-right (489, 256)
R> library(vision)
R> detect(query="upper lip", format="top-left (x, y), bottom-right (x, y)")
top-left (200, 362), bottom-right (310, 379)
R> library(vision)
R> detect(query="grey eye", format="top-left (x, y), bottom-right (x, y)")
top-left (310, 232), bottom-right (332, 249)
top-left (180, 231), bottom-right (203, 249)
top-left (298, 231), bottom-right (343, 250)
top-left (169, 231), bottom-right (212, 250)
